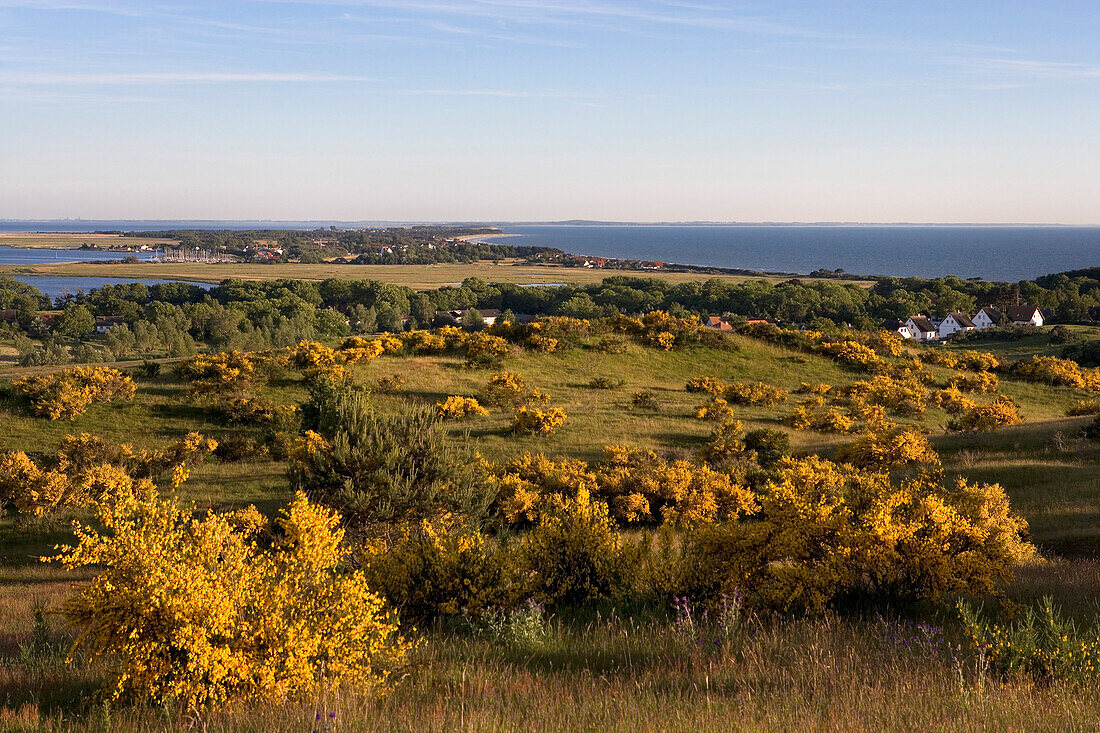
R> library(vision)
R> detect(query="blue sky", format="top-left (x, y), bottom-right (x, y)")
top-left (1, 1), bottom-right (1098, 223)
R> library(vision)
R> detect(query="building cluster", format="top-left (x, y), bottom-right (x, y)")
top-left (888, 305), bottom-right (1046, 342)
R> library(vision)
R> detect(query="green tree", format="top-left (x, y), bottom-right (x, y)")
top-left (54, 304), bottom-right (95, 339)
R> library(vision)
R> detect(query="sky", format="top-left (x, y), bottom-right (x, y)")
top-left (1, 1), bottom-right (1098, 223)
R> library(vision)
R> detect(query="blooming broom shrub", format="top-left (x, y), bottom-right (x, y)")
top-left (694, 397), bottom-right (735, 422)
top-left (724, 381), bottom-right (788, 406)
top-left (959, 597), bottom-right (1100, 685)
top-left (52, 489), bottom-right (412, 709)
top-left (596, 445), bottom-right (756, 527)
top-left (12, 367), bottom-right (136, 420)
top-left (361, 516), bottom-right (511, 621)
top-left (512, 406), bottom-right (567, 436)
top-left (515, 489), bottom-right (629, 606)
top-left (435, 396), bottom-right (489, 419)
top-left (835, 427), bottom-right (939, 468)
top-left (948, 371), bottom-right (1000, 393)
top-left (947, 396), bottom-right (1023, 432)
top-left (679, 456), bottom-right (1036, 613)
top-left (686, 376), bottom-right (727, 395)
top-left (175, 351), bottom-right (259, 396)
top-left (1010, 355), bottom-right (1100, 391)
top-left (1068, 399), bottom-right (1100, 416)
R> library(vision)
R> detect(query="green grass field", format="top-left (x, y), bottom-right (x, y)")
top-left (0, 258), bottom-right (875, 289)
top-left (1, 329), bottom-right (1099, 730)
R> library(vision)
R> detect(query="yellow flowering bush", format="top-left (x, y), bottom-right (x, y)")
top-left (463, 332), bottom-right (510, 366)
top-left (1016, 356), bottom-right (1100, 391)
top-left (0, 432), bottom-right (218, 515)
top-left (694, 397), bottom-right (735, 422)
top-left (1068, 399), bottom-right (1100, 416)
top-left (956, 350), bottom-right (1002, 372)
top-left (840, 374), bottom-right (926, 415)
top-left (13, 367), bottom-right (136, 420)
top-left (515, 489), bottom-right (629, 606)
top-left (0, 451), bottom-right (71, 515)
top-left (361, 517), bottom-right (510, 621)
top-left (483, 371), bottom-right (529, 406)
top-left (525, 334), bottom-right (559, 353)
top-left (337, 336), bottom-right (386, 363)
top-left (724, 381), bottom-right (788, 406)
top-left (835, 427), bottom-right (939, 468)
top-left (783, 405), bottom-right (857, 434)
top-left (435, 395), bottom-right (489, 419)
top-left (597, 445), bottom-right (756, 527)
top-left (680, 456), bottom-right (1036, 612)
top-left (819, 340), bottom-right (888, 372)
top-left (400, 330), bottom-right (448, 354)
top-left (512, 406), bottom-right (567, 436)
top-left (948, 371), bottom-right (1000, 393)
top-left (796, 382), bottom-right (832, 395)
top-left (919, 350), bottom-right (959, 368)
top-left (52, 489), bottom-right (412, 709)
top-left (175, 351), bottom-right (258, 395)
top-left (700, 418), bottom-right (750, 463)
top-left (947, 396), bottom-right (1023, 432)
top-left (686, 376), bottom-right (728, 395)
top-left (930, 385), bottom-right (976, 414)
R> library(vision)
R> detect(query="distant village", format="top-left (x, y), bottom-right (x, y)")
top-left (704, 304), bottom-right (1055, 342)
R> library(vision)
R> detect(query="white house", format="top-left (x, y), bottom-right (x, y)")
top-left (938, 312), bottom-right (976, 340)
top-left (1007, 305), bottom-right (1044, 327)
top-left (973, 307), bottom-right (1003, 330)
top-left (883, 319), bottom-right (913, 339)
top-left (905, 316), bottom-right (938, 342)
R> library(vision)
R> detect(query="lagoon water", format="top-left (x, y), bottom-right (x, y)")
top-left (485, 226), bottom-right (1100, 282)
top-left (11, 276), bottom-right (214, 301)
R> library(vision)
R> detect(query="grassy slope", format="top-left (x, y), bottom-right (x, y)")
top-left (0, 333), bottom-right (1099, 730)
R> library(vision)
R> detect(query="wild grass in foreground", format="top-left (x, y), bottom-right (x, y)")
top-left (5, 603), bottom-right (1100, 732)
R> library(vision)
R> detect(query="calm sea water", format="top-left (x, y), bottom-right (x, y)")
top-left (4, 221), bottom-right (1098, 282)
top-left (486, 226), bottom-right (1100, 282)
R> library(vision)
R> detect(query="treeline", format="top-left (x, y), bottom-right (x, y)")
top-left (121, 227), bottom-right (563, 265)
top-left (5, 266), bottom-right (1100, 365)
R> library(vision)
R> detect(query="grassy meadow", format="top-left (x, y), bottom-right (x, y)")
top-left (0, 325), bottom-right (1099, 730)
top-left (0, 258), bottom-right (875, 289)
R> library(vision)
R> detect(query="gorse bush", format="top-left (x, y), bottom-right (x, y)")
top-left (435, 396), bottom-right (489, 419)
top-left (361, 517), bottom-right (510, 621)
top-left (724, 381), bottom-right (787, 406)
top-left (512, 406), bottom-right (567, 436)
top-left (175, 350), bottom-right (260, 395)
top-left (680, 456), bottom-right (1035, 613)
top-left (686, 376), bottom-right (727, 395)
top-left (835, 427), bottom-right (939, 468)
top-left (628, 390), bottom-right (660, 411)
top-left (12, 367), bottom-right (135, 420)
top-left (516, 489), bottom-right (629, 607)
top-left (0, 432), bottom-right (218, 515)
top-left (1009, 355), bottom-right (1100, 391)
top-left (52, 488), bottom-right (412, 709)
top-left (947, 396), bottom-right (1022, 432)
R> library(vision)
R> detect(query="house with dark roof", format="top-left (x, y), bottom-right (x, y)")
top-left (905, 316), bottom-right (938, 342)
top-left (973, 306), bottom-right (1003, 329)
top-left (938, 312), bottom-right (976, 340)
top-left (1007, 305), bottom-right (1044, 327)
top-left (882, 318), bottom-right (913, 339)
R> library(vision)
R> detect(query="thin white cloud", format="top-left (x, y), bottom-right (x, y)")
top-left (1, 71), bottom-right (378, 85)
top-left (954, 57), bottom-right (1100, 80)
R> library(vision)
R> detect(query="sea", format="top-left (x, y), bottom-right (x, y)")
top-left (2, 220), bottom-right (1099, 282)
top-left (481, 225), bottom-right (1100, 282)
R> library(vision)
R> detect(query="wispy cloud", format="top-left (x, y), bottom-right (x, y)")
top-left (0, 71), bottom-right (378, 85)
top-left (953, 57), bottom-right (1100, 81)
